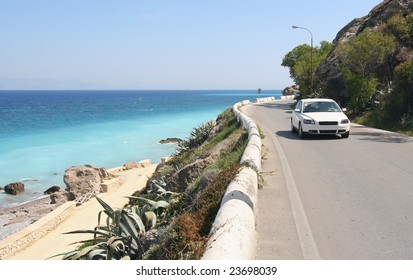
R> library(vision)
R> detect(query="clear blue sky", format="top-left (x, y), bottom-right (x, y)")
top-left (0, 0), bottom-right (382, 90)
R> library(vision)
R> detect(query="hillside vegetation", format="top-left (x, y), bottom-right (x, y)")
top-left (57, 108), bottom-right (249, 260)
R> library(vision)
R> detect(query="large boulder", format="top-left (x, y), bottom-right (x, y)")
top-left (4, 182), bottom-right (25, 195)
top-left (63, 165), bottom-right (107, 200)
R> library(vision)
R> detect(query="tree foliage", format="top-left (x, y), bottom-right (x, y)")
top-left (385, 13), bottom-right (413, 46)
top-left (336, 30), bottom-right (396, 112)
top-left (282, 41), bottom-right (333, 98)
top-left (381, 61), bottom-right (413, 123)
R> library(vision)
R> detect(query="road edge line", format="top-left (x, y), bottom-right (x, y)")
top-left (265, 125), bottom-right (321, 260)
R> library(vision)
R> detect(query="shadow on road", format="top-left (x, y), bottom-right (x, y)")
top-left (276, 130), bottom-right (342, 141)
top-left (351, 130), bottom-right (412, 144)
top-left (252, 102), bottom-right (292, 111)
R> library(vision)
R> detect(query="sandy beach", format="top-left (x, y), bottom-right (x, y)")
top-left (0, 163), bottom-right (157, 260)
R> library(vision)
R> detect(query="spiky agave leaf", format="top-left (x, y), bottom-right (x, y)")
top-left (107, 236), bottom-right (127, 260)
top-left (95, 196), bottom-right (116, 220)
top-left (125, 196), bottom-right (156, 207)
top-left (116, 210), bottom-right (145, 251)
top-left (152, 200), bottom-right (169, 212)
top-left (63, 229), bottom-right (112, 238)
top-left (69, 243), bottom-right (106, 260)
top-left (87, 248), bottom-right (108, 260)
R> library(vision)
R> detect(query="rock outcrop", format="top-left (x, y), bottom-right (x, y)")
top-left (43, 186), bottom-right (61, 195)
top-left (63, 165), bottom-right (109, 200)
top-left (4, 182), bottom-right (25, 195)
top-left (159, 138), bottom-right (181, 144)
top-left (282, 85), bottom-right (300, 96)
top-left (124, 160), bottom-right (151, 170)
top-left (50, 189), bottom-right (74, 204)
top-left (315, 0), bottom-right (413, 100)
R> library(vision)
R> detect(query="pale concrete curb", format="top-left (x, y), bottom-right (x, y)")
top-left (203, 97), bottom-right (284, 259)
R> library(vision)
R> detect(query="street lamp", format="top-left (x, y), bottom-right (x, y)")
top-left (292, 25), bottom-right (314, 95)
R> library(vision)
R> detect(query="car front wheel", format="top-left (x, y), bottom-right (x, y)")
top-left (298, 123), bottom-right (307, 139)
top-left (291, 119), bottom-right (297, 133)
top-left (342, 131), bottom-right (350, 138)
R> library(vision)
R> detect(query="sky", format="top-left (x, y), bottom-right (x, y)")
top-left (0, 0), bottom-right (383, 90)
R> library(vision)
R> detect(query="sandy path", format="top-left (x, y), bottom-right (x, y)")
top-left (7, 164), bottom-right (157, 260)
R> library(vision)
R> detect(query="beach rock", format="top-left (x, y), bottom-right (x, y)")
top-left (124, 160), bottom-right (151, 170)
top-left (282, 85), bottom-right (300, 96)
top-left (63, 165), bottom-right (103, 200)
top-left (96, 167), bottom-right (110, 180)
top-left (159, 137), bottom-right (181, 144)
top-left (43, 186), bottom-right (61, 195)
top-left (138, 159), bottom-right (151, 168)
top-left (50, 189), bottom-right (74, 204)
top-left (124, 161), bottom-right (139, 170)
top-left (4, 182), bottom-right (25, 195)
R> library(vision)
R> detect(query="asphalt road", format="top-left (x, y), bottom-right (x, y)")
top-left (243, 100), bottom-right (413, 260)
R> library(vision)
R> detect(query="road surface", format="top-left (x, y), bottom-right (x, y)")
top-left (243, 100), bottom-right (413, 260)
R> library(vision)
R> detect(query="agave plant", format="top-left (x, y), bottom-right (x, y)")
top-left (148, 176), bottom-right (180, 201)
top-left (174, 121), bottom-right (214, 155)
top-left (125, 196), bottom-right (170, 223)
top-left (56, 197), bottom-right (148, 260)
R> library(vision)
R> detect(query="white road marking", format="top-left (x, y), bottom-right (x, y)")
top-left (265, 125), bottom-right (321, 260)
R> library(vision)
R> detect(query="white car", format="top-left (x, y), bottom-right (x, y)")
top-left (291, 98), bottom-right (350, 138)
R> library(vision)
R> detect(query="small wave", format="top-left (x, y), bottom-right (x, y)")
top-left (19, 178), bottom-right (40, 182)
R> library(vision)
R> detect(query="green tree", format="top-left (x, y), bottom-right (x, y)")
top-left (386, 13), bottom-right (413, 46)
top-left (381, 61), bottom-right (413, 123)
top-left (342, 70), bottom-right (379, 111)
top-left (337, 29), bottom-right (396, 112)
top-left (394, 61), bottom-right (413, 115)
top-left (282, 41), bottom-right (333, 98)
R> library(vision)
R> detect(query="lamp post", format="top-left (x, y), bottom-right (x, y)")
top-left (292, 25), bottom-right (314, 95)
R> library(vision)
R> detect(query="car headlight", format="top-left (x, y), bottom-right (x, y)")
top-left (341, 119), bottom-right (349, 124)
top-left (303, 119), bottom-right (315, 125)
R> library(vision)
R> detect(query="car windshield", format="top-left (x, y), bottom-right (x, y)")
top-left (303, 101), bottom-right (341, 113)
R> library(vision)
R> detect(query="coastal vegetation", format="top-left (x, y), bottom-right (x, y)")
top-left (282, 1), bottom-right (413, 135)
top-left (58, 108), bottom-right (249, 260)
top-left (281, 41), bottom-right (333, 98)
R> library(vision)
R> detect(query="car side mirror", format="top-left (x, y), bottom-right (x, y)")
top-left (342, 108), bottom-right (347, 112)
top-left (294, 108), bottom-right (301, 113)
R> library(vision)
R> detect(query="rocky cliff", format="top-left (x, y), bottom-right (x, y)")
top-left (316, 0), bottom-right (413, 101)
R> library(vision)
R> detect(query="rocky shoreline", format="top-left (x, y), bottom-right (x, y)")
top-left (0, 196), bottom-right (61, 241)
top-left (0, 160), bottom-right (152, 243)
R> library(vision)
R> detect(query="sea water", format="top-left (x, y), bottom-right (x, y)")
top-left (0, 90), bottom-right (281, 207)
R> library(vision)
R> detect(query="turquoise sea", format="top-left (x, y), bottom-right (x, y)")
top-left (0, 90), bottom-right (281, 207)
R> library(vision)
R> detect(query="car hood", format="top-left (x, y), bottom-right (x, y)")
top-left (302, 112), bottom-right (348, 121)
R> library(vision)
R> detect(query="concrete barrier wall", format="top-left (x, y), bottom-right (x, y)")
top-left (203, 96), bottom-right (280, 259)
